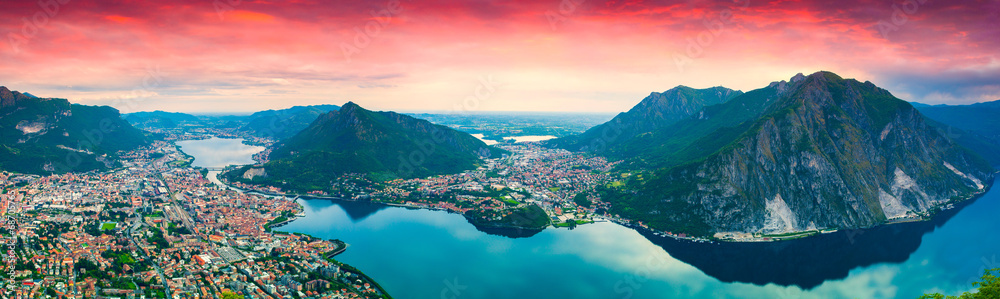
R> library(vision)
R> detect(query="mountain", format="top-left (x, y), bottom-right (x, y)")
top-left (912, 100), bottom-right (1000, 166)
top-left (123, 105), bottom-right (340, 140)
top-left (0, 86), bottom-right (150, 174)
top-left (123, 111), bottom-right (202, 130)
top-left (238, 104), bottom-right (340, 140)
top-left (549, 86), bottom-right (742, 152)
top-left (597, 72), bottom-right (994, 237)
top-left (226, 102), bottom-right (504, 192)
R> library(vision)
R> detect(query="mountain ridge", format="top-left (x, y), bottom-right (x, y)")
top-left (910, 99), bottom-right (1000, 166)
top-left (549, 85), bottom-right (742, 152)
top-left (227, 102), bottom-right (504, 192)
top-left (237, 104), bottom-right (340, 140)
top-left (594, 71), bottom-right (994, 237)
top-left (0, 86), bottom-right (150, 174)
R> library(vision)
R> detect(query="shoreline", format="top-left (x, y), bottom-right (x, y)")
top-left (710, 176), bottom-right (996, 243)
top-left (220, 168), bottom-right (996, 244)
top-left (197, 137), bottom-right (997, 244)
top-left (212, 170), bottom-right (553, 233)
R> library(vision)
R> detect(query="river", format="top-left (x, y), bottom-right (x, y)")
top-left (177, 137), bottom-right (1000, 299)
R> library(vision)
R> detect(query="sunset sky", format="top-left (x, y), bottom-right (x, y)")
top-left (1, 0), bottom-right (998, 114)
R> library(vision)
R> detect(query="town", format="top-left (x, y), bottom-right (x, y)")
top-left (225, 140), bottom-right (723, 243)
top-left (0, 141), bottom-right (389, 299)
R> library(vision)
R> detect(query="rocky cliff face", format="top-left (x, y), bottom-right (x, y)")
top-left (605, 72), bottom-right (994, 236)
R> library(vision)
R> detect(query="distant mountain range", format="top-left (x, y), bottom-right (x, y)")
top-left (123, 110), bottom-right (202, 129)
top-left (238, 104), bottom-right (340, 140)
top-left (554, 72), bottom-right (994, 237)
top-left (0, 86), bottom-right (149, 174)
top-left (912, 100), bottom-right (1000, 167)
top-left (226, 102), bottom-right (504, 192)
top-left (123, 104), bottom-right (340, 140)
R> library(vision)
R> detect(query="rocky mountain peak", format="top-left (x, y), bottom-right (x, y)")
top-left (790, 72), bottom-right (807, 83)
top-left (598, 71), bottom-right (994, 238)
top-left (629, 86), bottom-right (740, 116)
top-left (340, 101), bottom-right (361, 112)
top-left (768, 72), bottom-right (818, 95)
top-left (0, 86), bottom-right (31, 109)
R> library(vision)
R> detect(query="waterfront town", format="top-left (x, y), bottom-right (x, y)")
top-left (0, 124), bottom-right (722, 299)
top-left (0, 141), bottom-right (389, 299)
top-left (225, 142), bottom-right (622, 231)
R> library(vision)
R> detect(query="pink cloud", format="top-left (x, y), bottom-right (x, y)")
top-left (0, 0), bottom-right (996, 112)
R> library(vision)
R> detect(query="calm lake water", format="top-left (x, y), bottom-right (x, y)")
top-left (510, 135), bottom-right (556, 142)
top-left (179, 137), bottom-right (1000, 299)
top-left (176, 137), bottom-right (264, 168)
top-left (471, 134), bottom-right (499, 145)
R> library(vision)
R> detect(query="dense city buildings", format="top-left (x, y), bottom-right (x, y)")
top-left (0, 141), bottom-right (387, 298)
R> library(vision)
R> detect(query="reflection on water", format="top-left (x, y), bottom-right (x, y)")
top-left (179, 136), bottom-right (1000, 298)
top-left (466, 221), bottom-right (545, 238)
top-left (274, 185), bottom-right (1000, 298)
top-left (303, 197), bottom-right (387, 222)
top-left (639, 191), bottom-right (976, 289)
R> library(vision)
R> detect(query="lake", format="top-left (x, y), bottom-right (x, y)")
top-left (176, 137), bottom-right (264, 187)
top-left (511, 135), bottom-right (556, 142)
top-left (472, 134), bottom-right (499, 145)
top-left (178, 137), bottom-right (1000, 299)
top-left (176, 137), bottom-right (264, 168)
top-left (471, 134), bottom-right (557, 144)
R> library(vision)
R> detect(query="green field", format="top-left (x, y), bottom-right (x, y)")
top-left (100, 222), bottom-right (117, 230)
top-left (760, 230), bottom-right (818, 240)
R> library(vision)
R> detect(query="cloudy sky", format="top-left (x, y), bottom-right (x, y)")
top-left (1, 0), bottom-right (998, 113)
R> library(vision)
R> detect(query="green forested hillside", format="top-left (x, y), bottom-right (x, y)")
top-left (0, 86), bottom-right (150, 174)
top-left (227, 102), bottom-right (504, 192)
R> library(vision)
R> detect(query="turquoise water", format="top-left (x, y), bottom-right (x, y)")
top-left (177, 137), bottom-right (1000, 299)
top-left (278, 190), bottom-right (999, 299)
